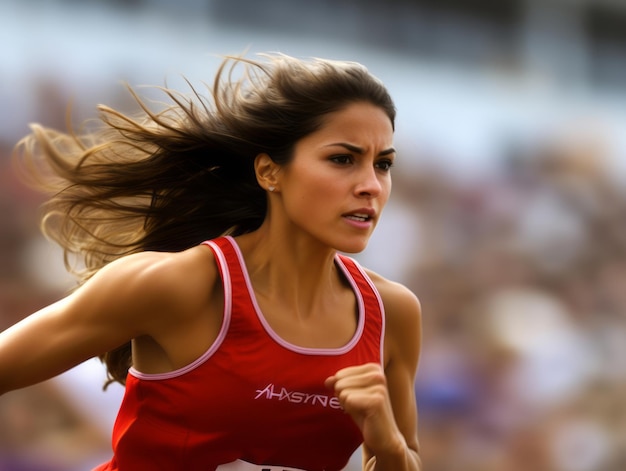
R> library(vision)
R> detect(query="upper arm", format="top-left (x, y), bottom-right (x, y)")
top-left (0, 249), bottom-right (206, 394)
top-left (365, 275), bottom-right (423, 463)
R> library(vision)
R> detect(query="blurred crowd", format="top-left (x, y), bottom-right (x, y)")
top-left (1, 81), bottom-right (625, 471)
top-left (400, 134), bottom-right (626, 470)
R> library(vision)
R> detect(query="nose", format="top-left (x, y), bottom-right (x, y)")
top-left (354, 166), bottom-right (383, 198)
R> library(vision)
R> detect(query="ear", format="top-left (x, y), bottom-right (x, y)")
top-left (254, 153), bottom-right (281, 192)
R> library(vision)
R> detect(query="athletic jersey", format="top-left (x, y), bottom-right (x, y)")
top-left (94, 236), bottom-right (385, 471)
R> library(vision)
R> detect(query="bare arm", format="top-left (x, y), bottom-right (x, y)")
top-left (0, 249), bottom-right (202, 395)
top-left (326, 277), bottom-right (422, 471)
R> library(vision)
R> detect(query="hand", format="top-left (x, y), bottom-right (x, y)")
top-left (325, 363), bottom-right (406, 456)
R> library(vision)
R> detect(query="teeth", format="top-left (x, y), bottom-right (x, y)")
top-left (347, 214), bottom-right (369, 222)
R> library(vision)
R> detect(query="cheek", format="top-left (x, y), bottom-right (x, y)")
top-left (282, 170), bottom-right (324, 208)
top-left (284, 178), bottom-right (342, 225)
top-left (381, 178), bottom-right (392, 202)
top-left (296, 181), bottom-right (340, 213)
top-left (285, 164), bottom-right (338, 198)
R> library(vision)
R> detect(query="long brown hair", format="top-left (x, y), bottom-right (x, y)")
top-left (14, 53), bottom-right (396, 386)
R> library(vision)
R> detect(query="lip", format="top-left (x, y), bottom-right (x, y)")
top-left (342, 207), bottom-right (376, 219)
top-left (342, 208), bottom-right (377, 230)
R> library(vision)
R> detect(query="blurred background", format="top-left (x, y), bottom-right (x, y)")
top-left (1, 0), bottom-right (626, 469)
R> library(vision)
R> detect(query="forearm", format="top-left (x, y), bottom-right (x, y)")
top-left (365, 447), bottom-right (422, 471)
top-left (363, 435), bottom-right (422, 471)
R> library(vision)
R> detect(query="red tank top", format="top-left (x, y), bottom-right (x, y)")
top-left (94, 236), bottom-right (385, 471)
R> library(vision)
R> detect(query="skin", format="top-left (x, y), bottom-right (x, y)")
top-left (0, 102), bottom-right (422, 470)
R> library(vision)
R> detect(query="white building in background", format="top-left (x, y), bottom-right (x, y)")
top-left (2, 0), bottom-right (626, 179)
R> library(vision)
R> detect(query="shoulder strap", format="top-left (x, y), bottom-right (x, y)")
top-left (202, 236), bottom-right (257, 323)
top-left (336, 255), bottom-right (384, 314)
top-left (336, 254), bottom-right (385, 362)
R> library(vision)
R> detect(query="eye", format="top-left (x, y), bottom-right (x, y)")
top-left (375, 159), bottom-right (394, 172)
top-left (330, 155), bottom-right (353, 165)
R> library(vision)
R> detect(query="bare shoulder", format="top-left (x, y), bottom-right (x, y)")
top-left (0, 244), bottom-right (220, 392)
top-left (77, 244), bottom-right (220, 333)
top-left (364, 268), bottom-right (421, 325)
top-left (363, 268), bottom-right (422, 368)
top-left (102, 245), bottom-right (217, 297)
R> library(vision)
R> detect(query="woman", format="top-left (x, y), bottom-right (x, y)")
top-left (0, 53), bottom-right (422, 470)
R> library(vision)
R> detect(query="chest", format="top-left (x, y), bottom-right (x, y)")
top-left (123, 344), bottom-right (370, 469)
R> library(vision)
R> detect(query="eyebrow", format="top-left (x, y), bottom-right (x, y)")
top-left (326, 142), bottom-right (396, 156)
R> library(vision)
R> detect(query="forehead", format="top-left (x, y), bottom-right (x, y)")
top-left (302, 102), bottom-right (394, 146)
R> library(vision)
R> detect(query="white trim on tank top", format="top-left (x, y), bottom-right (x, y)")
top-left (128, 235), bottom-right (385, 379)
top-left (128, 239), bottom-right (232, 380)
top-left (225, 235), bottom-right (366, 355)
top-left (215, 458), bottom-right (350, 470)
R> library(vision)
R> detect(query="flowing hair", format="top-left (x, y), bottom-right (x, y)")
top-left (13, 53), bottom-right (396, 386)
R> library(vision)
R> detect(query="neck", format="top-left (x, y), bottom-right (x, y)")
top-left (234, 223), bottom-right (342, 319)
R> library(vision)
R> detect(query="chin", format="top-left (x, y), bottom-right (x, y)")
top-left (334, 238), bottom-right (370, 254)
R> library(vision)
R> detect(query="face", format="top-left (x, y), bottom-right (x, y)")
top-left (274, 101), bottom-right (395, 253)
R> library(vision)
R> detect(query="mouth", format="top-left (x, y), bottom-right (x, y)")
top-left (344, 213), bottom-right (373, 223)
top-left (342, 207), bottom-right (377, 225)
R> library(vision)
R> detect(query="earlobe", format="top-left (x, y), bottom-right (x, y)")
top-left (254, 153), bottom-right (280, 192)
